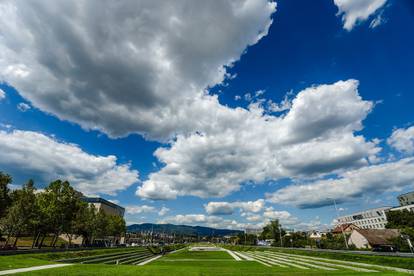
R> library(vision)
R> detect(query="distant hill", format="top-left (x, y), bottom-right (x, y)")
top-left (126, 223), bottom-right (243, 236)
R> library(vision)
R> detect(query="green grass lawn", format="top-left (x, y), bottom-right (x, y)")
top-left (0, 247), bottom-right (142, 271)
top-left (0, 246), bottom-right (412, 275)
top-left (223, 245), bottom-right (414, 270)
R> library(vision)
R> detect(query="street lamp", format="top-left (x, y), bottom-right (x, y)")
top-left (330, 198), bottom-right (349, 249)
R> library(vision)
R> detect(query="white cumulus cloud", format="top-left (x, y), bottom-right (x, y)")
top-left (334, 0), bottom-right (387, 31)
top-left (0, 130), bottom-right (139, 195)
top-left (387, 125), bottom-right (414, 155)
top-left (267, 157), bottom-right (414, 208)
top-left (17, 102), bottom-right (30, 112)
top-left (0, 88), bottom-right (5, 100)
top-left (0, 0), bottom-right (276, 141)
top-left (205, 199), bottom-right (265, 215)
top-left (126, 205), bottom-right (157, 215)
top-left (138, 80), bottom-right (380, 200)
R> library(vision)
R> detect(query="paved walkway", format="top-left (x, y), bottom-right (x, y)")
top-left (0, 264), bottom-right (72, 275)
top-left (137, 255), bottom-right (162, 266)
top-left (223, 249), bottom-right (241, 261)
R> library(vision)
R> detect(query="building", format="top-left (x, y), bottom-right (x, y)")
top-left (397, 191), bottom-right (414, 207)
top-left (347, 229), bottom-right (400, 249)
top-left (335, 191), bottom-right (414, 230)
top-left (331, 223), bottom-right (359, 234)
top-left (336, 207), bottom-right (390, 230)
top-left (82, 197), bottom-right (125, 217)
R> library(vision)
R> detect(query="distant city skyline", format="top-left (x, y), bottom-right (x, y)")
top-left (1, 0), bottom-right (414, 231)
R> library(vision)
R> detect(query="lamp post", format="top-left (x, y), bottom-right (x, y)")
top-left (332, 198), bottom-right (349, 249)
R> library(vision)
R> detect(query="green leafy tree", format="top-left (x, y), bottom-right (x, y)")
top-left (260, 220), bottom-right (285, 246)
top-left (107, 215), bottom-right (126, 244)
top-left (0, 172), bottom-right (12, 218)
top-left (35, 180), bottom-right (81, 248)
top-left (0, 180), bottom-right (37, 247)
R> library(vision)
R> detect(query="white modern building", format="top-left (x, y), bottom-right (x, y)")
top-left (336, 207), bottom-right (390, 230)
top-left (336, 191), bottom-right (414, 230)
top-left (397, 191), bottom-right (414, 207)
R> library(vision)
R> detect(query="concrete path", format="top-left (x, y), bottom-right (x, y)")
top-left (263, 252), bottom-right (377, 272)
top-left (0, 264), bottom-right (72, 275)
top-left (137, 255), bottom-right (162, 266)
top-left (223, 249), bottom-right (241, 261)
top-left (232, 251), bottom-right (254, 261)
top-left (273, 251), bottom-right (414, 274)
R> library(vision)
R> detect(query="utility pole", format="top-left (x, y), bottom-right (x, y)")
top-left (333, 198), bottom-right (349, 249)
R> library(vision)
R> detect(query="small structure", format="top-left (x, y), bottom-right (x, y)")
top-left (347, 229), bottom-right (400, 249)
top-left (331, 223), bottom-right (359, 234)
top-left (82, 197), bottom-right (125, 217)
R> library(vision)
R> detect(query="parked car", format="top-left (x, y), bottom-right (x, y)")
top-left (372, 245), bottom-right (398, 252)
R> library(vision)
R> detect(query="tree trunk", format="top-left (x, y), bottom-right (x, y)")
top-left (38, 234), bottom-right (46, 249)
top-left (13, 232), bottom-right (19, 248)
top-left (32, 232), bottom-right (40, 248)
top-left (52, 233), bottom-right (58, 248)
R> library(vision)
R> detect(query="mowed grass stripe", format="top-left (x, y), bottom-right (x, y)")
top-left (272, 251), bottom-right (414, 274)
top-left (103, 252), bottom-right (153, 264)
top-left (243, 252), bottom-right (288, 268)
top-left (232, 251), bottom-right (254, 261)
top-left (264, 251), bottom-right (378, 273)
top-left (258, 251), bottom-right (337, 271)
top-left (249, 252), bottom-right (310, 270)
top-left (240, 253), bottom-right (272, 267)
top-left (57, 249), bottom-right (147, 263)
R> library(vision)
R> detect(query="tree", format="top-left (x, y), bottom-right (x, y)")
top-left (0, 172), bottom-right (12, 218)
top-left (35, 180), bottom-right (81, 248)
top-left (386, 210), bottom-right (414, 229)
top-left (260, 220), bottom-right (284, 246)
top-left (0, 180), bottom-right (37, 247)
top-left (107, 215), bottom-right (126, 244)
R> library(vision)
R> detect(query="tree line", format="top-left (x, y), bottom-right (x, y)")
top-left (0, 172), bottom-right (126, 249)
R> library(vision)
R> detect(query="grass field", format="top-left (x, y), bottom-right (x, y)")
top-left (1, 245), bottom-right (413, 275)
top-left (224, 245), bottom-right (414, 270)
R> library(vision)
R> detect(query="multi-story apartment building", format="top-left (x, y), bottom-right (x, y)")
top-left (335, 191), bottom-right (414, 230)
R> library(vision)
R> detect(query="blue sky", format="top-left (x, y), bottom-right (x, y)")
top-left (1, 0), bottom-right (414, 230)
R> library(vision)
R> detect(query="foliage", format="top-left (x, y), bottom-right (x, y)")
top-left (0, 172), bottom-right (12, 219)
top-left (259, 220), bottom-right (285, 246)
top-left (0, 171), bottom-right (127, 249)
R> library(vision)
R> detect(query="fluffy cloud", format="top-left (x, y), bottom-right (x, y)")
top-left (0, 0), bottom-right (276, 141)
top-left (138, 80), bottom-right (380, 199)
top-left (0, 130), bottom-right (139, 195)
top-left (0, 88), bottom-right (5, 100)
top-left (387, 126), bottom-right (414, 154)
top-left (17, 102), bottom-right (30, 112)
top-left (334, 0), bottom-right (387, 31)
top-left (126, 205), bottom-right (156, 215)
top-left (267, 157), bottom-right (414, 208)
top-left (205, 199), bottom-right (265, 215)
top-left (158, 207), bottom-right (170, 216)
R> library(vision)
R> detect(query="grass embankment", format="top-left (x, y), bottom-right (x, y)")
top-left (0, 247), bottom-right (140, 271)
top-left (223, 245), bottom-right (414, 270)
top-left (20, 247), bottom-right (407, 275)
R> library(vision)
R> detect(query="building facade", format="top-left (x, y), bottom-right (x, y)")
top-left (397, 191), bottom-right (414, 207)
top-left (82, 197), bottom-right (125, 217)
top-left (336, 207), bottom-right (390, 230)
top-left (336, 191), bottom-right (414, 230)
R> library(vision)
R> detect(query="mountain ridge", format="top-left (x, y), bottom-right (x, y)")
top-left (126, 223), bottom-right (243, 236)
